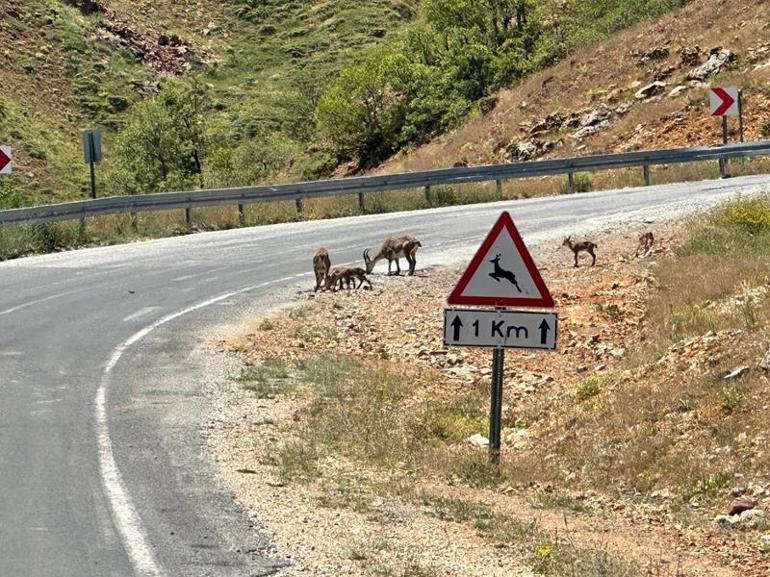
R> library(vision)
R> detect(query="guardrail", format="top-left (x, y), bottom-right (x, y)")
top-left (1, 140), bottom-right (769, 226)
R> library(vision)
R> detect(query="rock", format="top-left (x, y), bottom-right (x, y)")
top-left (513, 141), bottom-right (538, 161)
top-left (615, 102), bottom-right (632, 115)
top-left (580, 105), bottom-right (613, 127)
top-left (687, 47), bottom-right (736, 81)
top-left (668, 85), bottom-right (688, 98)
top-left (737, 508), bottom-right (765, 529)
top-left (714, 514), bottom-right (736, 529)
top-left (468, 433), bottom-right (489, 447)
top-left (635, 81), bottom-right (667, 100)
top-left (729, 498), bottom-right (758, 516)
top-left (679, 46), bottom-right (701, 67)
top-left (638, 46), bottom-right (670, 64)
top-left (529, 112), bottom-right (565, 135)
top-left (572, 122), bottom-right (609, 141)
top-left (724, 366), bottom-right (750, 380)
top-left (759, 347), bottom-right (770, 371)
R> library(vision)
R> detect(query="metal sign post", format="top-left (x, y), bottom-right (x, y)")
top-left (489, 347), bottom-right (505, 464)
top-left (81, 130), bottom-right (103, 199)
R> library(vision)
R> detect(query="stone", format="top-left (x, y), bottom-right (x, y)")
top-left (759, 346), bottom-right (770, 371)
top-left (638, 46), bottom-right (670, 64)
top-left (615, 102), bottom-right (632, 115)
top-left (635, 81), bottom-right (667, 100)
top-left (736, 508), bottom-right (765, 529)
top-left (724, 366), bottom-right (750, 380)
top-left (580, 105), bottom-right (613, 127)
top-left (468, 433), bottom-right (489, 447)
top-left (572, 122), bottom-right (609, 141)
top-left (729, 497), bottom-right (758, 516)
top-left (687, 47), bottom-right (736, 81)
top-left (668, 85), bottom-right (688, 98)
top-left (679, 46), bottom-right (701, 67)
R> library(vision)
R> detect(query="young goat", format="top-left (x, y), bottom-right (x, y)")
top-left (312, 248), bottom-right (331, 292)
top-left (325, 266), bottom-right (372, 292)
top-left (562, 236), bottom-right (597, 267)
top-left (635, 232), bottom-right (654, 257)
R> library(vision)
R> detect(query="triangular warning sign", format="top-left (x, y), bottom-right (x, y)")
top-left (448, 211), bottom-right (554, 308)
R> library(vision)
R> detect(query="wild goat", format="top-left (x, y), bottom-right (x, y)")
top-left (562, 236), bottom-right (597, 267)
top-left (325, 266), bottom-right (372, 292)
top-left (489, 254), bottom-right (522, 292)
top-left (312, 248), bottom-right (331, 292)
top-left (363, 235), bottom-right (422, 276)
top-left (635, 232), bottom-right (654, 257)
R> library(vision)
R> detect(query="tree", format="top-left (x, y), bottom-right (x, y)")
top-left (315, 50), bottom-right (411, 169)
top-left (111, 80), bottom-right (208, 193)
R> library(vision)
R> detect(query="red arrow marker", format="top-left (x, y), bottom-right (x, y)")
top-left (711, 87), bottom-right (735, 116)
top-left (0, 148), bottom-right (10, 172)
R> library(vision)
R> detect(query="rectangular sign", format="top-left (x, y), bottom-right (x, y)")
top-left (443, 308), bottom-right (558, 350)
top-left (82, 130), bottom-right (103, 163)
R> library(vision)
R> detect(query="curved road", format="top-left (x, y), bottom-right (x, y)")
top-left (1, 174), bottom-right (768, 577)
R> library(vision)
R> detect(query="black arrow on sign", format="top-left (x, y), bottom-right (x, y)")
top-left (451, 315), bottom-right (463, 341)
top-left (539, 319), bottom-right (550, 345)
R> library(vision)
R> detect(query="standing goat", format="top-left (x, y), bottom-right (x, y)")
top-left (363, 235), bottom-right (422, 276)
top-left (562, 236), bottom-right (597, 267)
top-left (313, 248), bottom-right (331, 292)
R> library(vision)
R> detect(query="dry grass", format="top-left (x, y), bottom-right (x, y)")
top-left (504, 195), bottom-right (770, 504)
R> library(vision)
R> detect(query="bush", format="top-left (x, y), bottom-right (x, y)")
top-left (576, 376), bottom-right (602, 401)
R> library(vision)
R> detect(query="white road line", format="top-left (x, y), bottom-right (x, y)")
top-left (170, 274), bottom-right (201, 282)
top-left (97, 278), bottom-right (284, 577)
top-left (0, 288), bottom-right (83, 317)
top-left (123, 307), bottom-right (162, 323)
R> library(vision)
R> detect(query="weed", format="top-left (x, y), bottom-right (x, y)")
top-left (417, 395), bottom-right (488, 444)
top-left (278, 440), bottom-right (320, 482)
top-left (289, 304), bottom-right (314, 320)
top-left (594, 303), bottom-right (623, 320)
top-left (452, 452), bottom-right (502, 488)
top-left (576, 376), bottom-right (603, 401)
top-left (317, 478), bottom-right (374, 514)
top-left (239, 357), bottom-right (291, 398)
top-left (681, 472), bottom-right (731, 503)
top-left (537, 494), bottom-right (592, 514)
top-left (719, 385), bottom-right (745, 414)
top-left (258, 318), bottom-right (275, 331)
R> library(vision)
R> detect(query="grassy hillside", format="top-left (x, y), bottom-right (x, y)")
top-left (0, 0), bottom-right (417, 206)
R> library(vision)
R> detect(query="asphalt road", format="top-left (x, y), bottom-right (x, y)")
top-left (1, 174), bottom-right (768, 577)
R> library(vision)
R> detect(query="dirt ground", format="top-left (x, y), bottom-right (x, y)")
top-left (207, 221), bottom-right (770, 577)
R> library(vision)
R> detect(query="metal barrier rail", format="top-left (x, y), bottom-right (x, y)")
top-left (1, 140), bottom-right (769, 225)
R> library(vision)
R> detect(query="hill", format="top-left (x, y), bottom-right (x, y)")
top-left (376, 0), bottom-right (770, 175)
top-left (0, 0), bottom-right (417, 204)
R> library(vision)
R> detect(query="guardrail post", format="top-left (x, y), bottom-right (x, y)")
top-left (495, 179), bottom-right (503, 200)
top-left (131, 211), bottom-right (138, 232)
top-left (567, 171), bottom-right (575, 194)
top-left (424, 185), bottom-right (432, 206)
top-left (719, 156), bottom-right (727, 178)
top-left (643, 164), bottom-right (651, 186)
top-left (295, 198), bottom-right (304, 214)
top-left (238, 203), bottom-right (245, 226)
top-left (358, 192), bottom-right (366, 213)
top-left (185, 207), bottom-right (192, 228)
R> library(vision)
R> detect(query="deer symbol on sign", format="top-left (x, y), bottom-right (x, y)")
top-left (489, 254), bottom-right (522, 293)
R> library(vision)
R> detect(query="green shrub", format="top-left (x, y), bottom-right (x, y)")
top-left (576, 376), bottom-right (602, 401)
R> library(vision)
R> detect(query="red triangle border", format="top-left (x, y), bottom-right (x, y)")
top-left (447, 211), bottom-right (555, 308)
